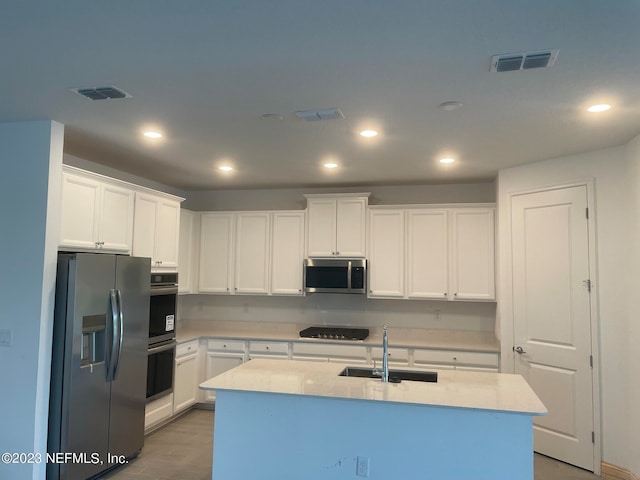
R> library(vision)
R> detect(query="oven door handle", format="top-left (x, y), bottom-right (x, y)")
top-left (150, 286), bottom-right (179, 296)
top-left (148, 340), bottom-right (177, 355)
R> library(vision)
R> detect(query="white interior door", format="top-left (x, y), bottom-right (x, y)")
top-left (511, 185), bottom-right (594, 471)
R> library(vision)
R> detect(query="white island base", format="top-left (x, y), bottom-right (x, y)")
top-left (201, 359), bottom-right (546, 480)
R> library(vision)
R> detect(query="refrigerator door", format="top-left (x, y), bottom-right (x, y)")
top-left (61, 253), bottom-right (116, 480)
top-left (107, 255), bottom-right (151, 461)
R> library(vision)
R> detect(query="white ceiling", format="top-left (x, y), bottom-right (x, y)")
top-left (3, 1), bottom-right (640, 190)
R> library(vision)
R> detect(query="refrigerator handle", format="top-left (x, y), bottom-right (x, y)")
top-left (107, 289), bottom-right (119, 381)
top-left (112, 289), bottom-right (124, 381)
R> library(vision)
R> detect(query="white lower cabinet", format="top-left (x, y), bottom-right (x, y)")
top-left (291, 342), bottom-right (367, 364)
top-left (248, 341), bottom-right (289, 360)
top-left (173, 340), bottom-right (200, 414)
top-left (412, 348), bottom-right (499, 372)
top-left (370, 346), bottom-right (410, 367)
top-left (204, 339), bottom-right (246, 402)
top-left (145, 394), bottom-right (174, 431)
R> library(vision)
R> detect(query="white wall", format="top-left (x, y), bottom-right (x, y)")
top-left (179, 294), bottom-right (496, 332)
top-left (0, 121), bottom-right (63, 479)
top-left (497, 143), bottom-right (634, 474)
top-left (623, 135), bottom-right (640, 477)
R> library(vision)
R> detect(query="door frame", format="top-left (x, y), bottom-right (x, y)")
top-left (499, 178), bottom-right (602, 474)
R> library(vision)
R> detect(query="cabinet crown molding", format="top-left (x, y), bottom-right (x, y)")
top-left (63, 164), bottom-right (185, 203)
top-left (303, 192), bottom-right (371, 199)
top-left (368, 203), bottom-right (495, 210)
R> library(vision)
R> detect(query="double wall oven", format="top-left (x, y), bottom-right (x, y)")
top-left (147, 273), bottom-right (178, 403)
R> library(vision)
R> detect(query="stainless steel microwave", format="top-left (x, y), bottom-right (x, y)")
top-left (304, 259), bottom-right (367, 294)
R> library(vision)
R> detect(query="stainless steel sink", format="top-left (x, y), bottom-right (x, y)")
top-left (339, 366), bottom-right (438, 383)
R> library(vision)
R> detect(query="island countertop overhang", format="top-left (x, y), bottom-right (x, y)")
top-left (200, 358), bottom-right (547, 415)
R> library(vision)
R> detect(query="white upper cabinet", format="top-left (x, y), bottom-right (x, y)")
top-left (367, 205), bottom-right (495, 301)
top-left (234, 212), bottom-right (271, 294)
top-left (198, 211), bottom-right (305, 296)
top-left (368, 209), bottom-right (405, 297)
top-left (178, 209), bottom-right (199, 294)
top-left (60, 168), bottom-right (134, 253)
top-left (133, 192), bottom-right (181, 271)
top-left (271, 211), bottom-right (305, 295)
top-left (450, 208), bottom-right (495, 300)
top-left (406, 209), bottom-right (449, 299)
top-left (199, 213), bottom-right (235, 293)
top-left (305, 194), bottom-right (368, 257)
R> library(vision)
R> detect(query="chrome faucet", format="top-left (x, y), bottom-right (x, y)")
top-left (372, 325), bottom-right (390, 382)
top-left (381, 325), bottom-right (389, 382)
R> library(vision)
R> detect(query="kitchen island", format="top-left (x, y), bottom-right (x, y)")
top-left (200, 358), bottom-right (546, 480)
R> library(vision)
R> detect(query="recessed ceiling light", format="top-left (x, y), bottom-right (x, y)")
top-left (324, 163), bottom-right (338, 169)
top-left (359, 130), bottom-right (378, 138)
top-left (439, 157), bottom-right (456, 164)
top-left (587, 104), bottom-right (611, 113)
top-left (143, 131), bottom-right (162, 138)
top-left (219, 165), bottom-right (233, 172)
top-left (439, 101), bottom-right (463, 111)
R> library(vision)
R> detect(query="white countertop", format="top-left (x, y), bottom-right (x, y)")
top-left (177, 320), bottom-right (499, 352)
top-left (200, 358), bottom-right (546, 415)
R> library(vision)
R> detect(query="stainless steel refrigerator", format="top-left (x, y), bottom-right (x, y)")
top-left (48, 253), bottom-right (150, 480)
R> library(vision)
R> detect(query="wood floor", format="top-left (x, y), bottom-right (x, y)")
top-left (103, 408), bottom-right (602, 480)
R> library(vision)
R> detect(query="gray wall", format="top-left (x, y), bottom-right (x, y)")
top-left (183, 182), bottom-right (496, 211)
top-left (0, 121), bottom-right (63, 479)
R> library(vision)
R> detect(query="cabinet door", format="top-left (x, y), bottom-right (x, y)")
top-left (336, 197), bottom-right (366, 257)
top-left (199, 213), bottom-right (234, 293)
top-left (406, 209), bottom-right (449, 299)
top-left (271, 211), bottom-right (305, 295)
top-left (204, 354), bottom-right (244, 402)
top-left (368, 209), bottom-right (404, 297)
top-left (234, 213), bottom-right (271, 294)
top-left (178, 210), bottom-right (195, 294)
top-left (306, 198), bottom-right (337, 257)
top-left (98, 182), bottom-right (134, 252)
top-left (132, 193), bottom-right (158, 262)
top-left (450, 209), bottom-right (495, 300)
top-left (155, 200), bottom-right (180, 269)
top-left (173, 353), bottom-right (198, 413)
top-left (60, 172), bottom-right (101, 249)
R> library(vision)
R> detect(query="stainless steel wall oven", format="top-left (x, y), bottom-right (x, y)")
top-left (147, 273), bottom-right (178, 403)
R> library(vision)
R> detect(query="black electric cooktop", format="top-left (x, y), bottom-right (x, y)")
top-left (299, 326), bottom-right (369, 341)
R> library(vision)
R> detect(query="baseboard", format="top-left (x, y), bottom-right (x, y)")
top-left (601, 462), bottom-right (640, 480)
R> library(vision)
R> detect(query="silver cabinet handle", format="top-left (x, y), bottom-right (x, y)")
top-left (513, 346), bottom-right (526, 354)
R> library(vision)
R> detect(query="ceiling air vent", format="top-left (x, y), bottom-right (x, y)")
top-left (490, 49), bottom-right (559, 72)
top-left (295, 108), bottom-right (344, 122)
top-left (70, 85), bottom-right (132, 100)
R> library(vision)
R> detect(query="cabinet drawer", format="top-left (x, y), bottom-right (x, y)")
top-left (413, 349), bottom-right (498, 368)
top-left (207, 339), bottom-right (246, 353)
top-left (176, 340), bottom-right (199, 358)
top-left (292, 342), bottom-right (367, 359)
top-left (249, 341), bottom-right (289, 355)
top-left (371, 347), bottom-right (409, 363)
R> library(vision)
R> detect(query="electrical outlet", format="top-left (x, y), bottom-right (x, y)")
top-left (356, 456), bottom-right (369, 477)
top-left (0, 329), bottom-right (12, 347)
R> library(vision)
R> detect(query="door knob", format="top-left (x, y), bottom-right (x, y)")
top-left (513, 346), bottom-right (526, 354)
